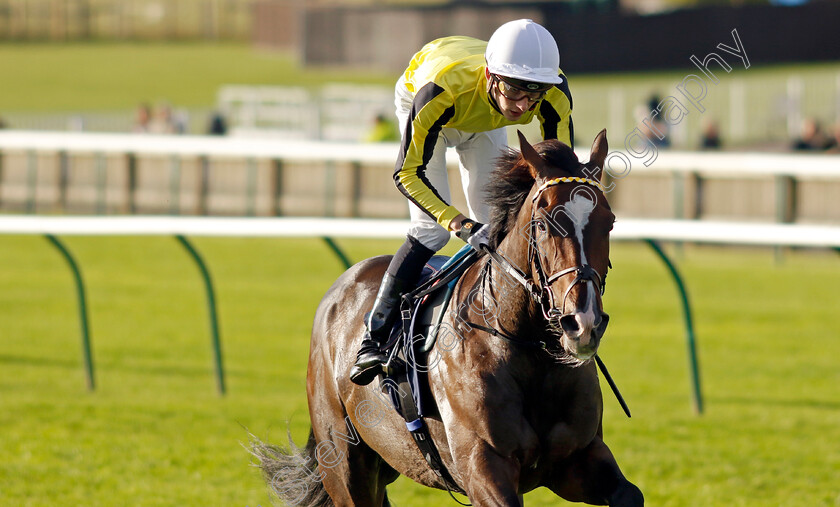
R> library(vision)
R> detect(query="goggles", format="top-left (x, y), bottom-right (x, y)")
top-left (492, 74), bottom-right (553, 102)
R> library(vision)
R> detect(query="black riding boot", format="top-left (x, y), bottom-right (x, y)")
top-left (350, 235), bottom-right (435, 386)
top-left (349, 272), bottom-right (409, 385)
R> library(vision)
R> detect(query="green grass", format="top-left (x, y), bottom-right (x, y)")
top-left (0, 42), bottom-right (398, 112)
top-left (3, 41), bottom-right (840, 147)
top-left (1, 236), bottom-right (838, 505)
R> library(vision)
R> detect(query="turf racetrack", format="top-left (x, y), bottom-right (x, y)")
top-left (1, 236), bottom-right (838, 506)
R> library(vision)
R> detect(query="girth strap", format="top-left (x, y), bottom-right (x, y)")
top-left (385, 374), bottom-right (468, 499)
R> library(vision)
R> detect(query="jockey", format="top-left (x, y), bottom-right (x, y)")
top-left (350, 19), bottom-right (574, 385)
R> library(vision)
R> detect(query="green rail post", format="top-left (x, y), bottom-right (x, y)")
top-left (44, 234), bottom-right (95, 392)
top-left (322, 237), bottom-right (352, 271)
top-left (174, 235), bottom-right (226, 395)
top-left (645, 239), bottom-right (704, 415)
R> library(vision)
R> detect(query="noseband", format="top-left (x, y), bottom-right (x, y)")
top-left (529, 177), bottom-right (607, 321)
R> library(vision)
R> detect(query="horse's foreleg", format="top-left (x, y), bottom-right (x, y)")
top-left (458, 444), bottom-right (523, 507)
top-left (546, 438), bottom-right (643, 506)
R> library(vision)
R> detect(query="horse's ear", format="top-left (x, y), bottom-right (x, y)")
top-left (517, 130), bottom-right (545, 178)
top-left (587, 129), bottom-right (608, 181)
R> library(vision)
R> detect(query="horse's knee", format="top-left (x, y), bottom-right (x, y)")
top-left (609, 480), bottom-right (643, 507)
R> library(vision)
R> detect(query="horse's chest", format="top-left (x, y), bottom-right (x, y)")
top-left (542, 417), bottom-right (598, 460)
top-left (532, 379), bottom-right (602, 459)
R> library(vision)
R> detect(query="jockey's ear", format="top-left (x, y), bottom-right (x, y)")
top-left (517, 130), bottom-right (546, 179)
top-left (587, 129), bottom-right (608, 182)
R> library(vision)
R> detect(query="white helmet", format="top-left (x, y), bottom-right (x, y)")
top-left (485, 19), bottom-right (563, 86)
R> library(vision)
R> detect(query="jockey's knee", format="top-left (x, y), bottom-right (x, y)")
top-left (408, 227), bottom-right (450, 252)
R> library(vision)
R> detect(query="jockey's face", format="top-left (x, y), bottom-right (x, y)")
top-left (487, 70), bottom-right (545, 121)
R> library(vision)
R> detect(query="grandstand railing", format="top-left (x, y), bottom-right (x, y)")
top-left (1, 130), bottom-right (839, 222)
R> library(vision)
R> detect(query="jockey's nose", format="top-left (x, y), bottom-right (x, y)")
top-left (513, 97), bottom-right (531, 111)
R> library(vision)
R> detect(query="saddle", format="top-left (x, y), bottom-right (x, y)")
top-left (378, 245), bottom-right (478, 495)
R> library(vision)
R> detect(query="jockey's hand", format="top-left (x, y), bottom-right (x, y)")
top-left (455, 219), bottom-right (490, 251)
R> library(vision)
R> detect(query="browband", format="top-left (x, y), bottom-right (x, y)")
top-left (532, 176), bottom-right (605, 200)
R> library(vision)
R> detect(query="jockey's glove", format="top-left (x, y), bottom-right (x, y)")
top-left (456, 219), bottom-right (491, 251)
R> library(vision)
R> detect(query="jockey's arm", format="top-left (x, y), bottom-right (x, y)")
top-left (537, 77), bottom-right (574, 147)
top-left (393, 88), bottom-right (465, 232)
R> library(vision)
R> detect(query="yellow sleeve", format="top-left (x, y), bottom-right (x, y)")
top-left (536, 73), bottom-right (574, 148)
top-left (393, 82), bottom-right (463, 230)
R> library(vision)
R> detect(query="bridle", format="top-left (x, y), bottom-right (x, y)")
top-left (479, 175), bottom-right (630, 417)
top-left (529, 176), bottom-right (608, 322)
top-left (485, 176), bottom-right (609, 323)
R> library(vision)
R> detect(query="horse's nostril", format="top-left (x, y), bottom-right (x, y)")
top-left (559, 314), bottom-right (579, 334)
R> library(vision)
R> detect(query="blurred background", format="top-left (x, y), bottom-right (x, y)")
top-left (1, 0), bottom-right (839, 222)
top-left (1, 2), bottom-right (839, 506)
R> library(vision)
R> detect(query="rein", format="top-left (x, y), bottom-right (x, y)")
top-left (469, 176), bottom-right (631, 417)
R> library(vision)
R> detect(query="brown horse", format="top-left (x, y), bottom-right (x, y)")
top-left (252, 130), bottom-right (643, 506)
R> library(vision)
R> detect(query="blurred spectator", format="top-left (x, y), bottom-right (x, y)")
top-left (68, 115), bottom-right (85, 132)
top-left (646, 93), bottom-right (660, 113)
top-left (825, 123), bottom-right (840, 153)
top-left (133, 102), bottom-right (152, 133)
top-left (647, 93), bottom-right (670, 147)
top-left (207, 111), bottom-right (228, 136)
top-left (364, 114), bottom-right (400, 143)
top-left (791, 117), bottom-right (832, 151)
top-left (172, 108), bottom-right (189, 134)
top-left (700, 119), bottom-right (722, 150)
top-left (148, 102), bottom-right (187, 134)
top-left (635, 103), bottom-right (669, 148)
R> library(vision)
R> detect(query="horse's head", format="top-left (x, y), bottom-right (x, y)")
top-left (488, 130), bottom-right (614, 363)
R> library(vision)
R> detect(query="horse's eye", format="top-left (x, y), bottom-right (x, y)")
top-left (536, 220), bottom-right (548, 233)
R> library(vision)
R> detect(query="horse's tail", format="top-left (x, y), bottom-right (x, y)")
top-left (248, 428), bottom-right (333, 507)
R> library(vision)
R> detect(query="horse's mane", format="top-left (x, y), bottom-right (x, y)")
top-left (487, 140), bottom-right (582, 248)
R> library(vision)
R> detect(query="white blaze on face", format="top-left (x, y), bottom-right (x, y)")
top-left (562, 192), bottom-right (598, 321)
top-left (563, 192), bottom-right (595, 264)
